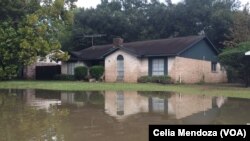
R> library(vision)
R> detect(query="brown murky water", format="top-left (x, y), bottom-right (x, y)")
top-left (0, 89), bottom-right (249, 141)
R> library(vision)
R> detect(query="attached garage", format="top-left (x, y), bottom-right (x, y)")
top-left (36, 65), bottom-right (61, 80)
top-left (23, 51), bottom-right (65, 80)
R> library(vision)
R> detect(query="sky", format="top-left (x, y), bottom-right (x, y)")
top-left (76, 0), bottom-right (249, 8)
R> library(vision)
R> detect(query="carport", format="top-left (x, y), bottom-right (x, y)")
top-left (24, 61), bottom-right (62, 80)
top-left (35, 63), bottom-right (61, 80)
top-left (24, 51), bottom-right (64, 80)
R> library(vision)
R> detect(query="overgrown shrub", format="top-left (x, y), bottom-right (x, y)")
top-left (226, 66), bottom-right (240, 83)
top-left (219, 42), bottom-right (250, 87)
top-left (138, 75), bottom-right (172, 84)
top-left (74, 66), bottom-right (88, 80)
top-left (156, 76), bottom-right (172, 84)
top-left (54, 74), bottom-right (75, 80)
top-left (89, 66), bottom-right (104, 80)
top-left (0, 65), bottom-right (17, 80)
top-left (137, 76), bottom-right (150, 83)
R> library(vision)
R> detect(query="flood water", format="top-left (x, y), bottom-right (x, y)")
top-left (0, 89), bottom-right (249, 141)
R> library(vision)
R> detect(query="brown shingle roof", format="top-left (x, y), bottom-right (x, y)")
top-left (71, 44), bottom-right (113, 60)
top-left (121, 36), bottom-right (206, 56)
top-left (70, 36), bottom-right (215, 60)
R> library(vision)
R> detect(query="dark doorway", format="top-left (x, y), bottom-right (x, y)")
top-left (36, 65), bottom-right (61, 80)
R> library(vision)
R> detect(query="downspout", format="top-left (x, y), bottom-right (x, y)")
top-left (177, 57), bottom-right (182, 84)
top-left (202, 56), bottom-right (206, 82)
top-left (179, 73), bottom-right (182, 84)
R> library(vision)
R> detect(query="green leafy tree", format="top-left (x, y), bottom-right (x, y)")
top-left (172, 0), bottom-right (239, 48)
top-left (0, 92), bottom-right (69, 141)
top-left (0, 0), bottom-right (40, 22)
top-left (224, 8), bottom-right (250, 47)
top-left (0, 21), bottom-right (19, 80)
top-left (70, 0), bottom-right (240, 51)
top-left (219, 42), bottom-right (250, 87)
top-left (0, 0), bottom-right (76, 80)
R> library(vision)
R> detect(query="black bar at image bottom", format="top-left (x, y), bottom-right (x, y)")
top-left (149, 125), bottom-right (249, 141)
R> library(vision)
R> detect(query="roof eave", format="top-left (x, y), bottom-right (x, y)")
top-left (77, 57), bottom-right (105, 61)
top-left (101, 46), bottom-right (141, 58)
top-left (144, 54), bottom-right (177, 57)
top-left (100, 47), bottom-right (119, 58)
top-left (204, 37), bottom-right (219, 54)
top-left (119, 46), bottom-right (141, 57)
top-left (177, 36), bottom-right (204, 55)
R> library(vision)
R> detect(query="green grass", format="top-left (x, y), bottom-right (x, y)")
top-left (0, 81), bottom-right (249, 99)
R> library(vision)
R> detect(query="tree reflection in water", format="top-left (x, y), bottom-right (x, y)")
top-left (0, 90), bottom-right (69, 141)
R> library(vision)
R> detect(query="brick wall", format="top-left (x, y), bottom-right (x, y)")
top-left (23, 64), bottom-right (36, 79)
top-left (105, 50), bottom-right (148, 82)
top-left (169, 57), bottom-right (227, 83)
top-left (61, 61), bottom-right (86, 75)
top-left (105, 52), bottom-right (227, 83)
top-left (61, 62), bottom-right (68, 74)
top-left (168, 94), bottom-right (212, 119)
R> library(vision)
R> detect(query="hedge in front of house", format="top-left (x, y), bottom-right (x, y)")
top-left (74, 66), bottom-right (88, 80)
top-left (54, 74), bottom-right (75, 80)
top-left (89, 66), bottom-right (104, 80)
top-left (138, 75), bottom-right (172, 84)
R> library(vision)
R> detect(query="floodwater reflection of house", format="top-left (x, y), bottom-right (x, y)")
top-left (61, 91), bottom-right (105, 107)
top-left (61, 92), bottom-right (86, 107)
top-left (23, 89), bottom-right (61, 111)
top-left (21, 90), bottom-right (227, 121)
top-left (104, 91), bottom-right (149, 120)
top-left (104, 91), bottom-right (227, 120)
top-left (167, 94), bottom-right (212, 119)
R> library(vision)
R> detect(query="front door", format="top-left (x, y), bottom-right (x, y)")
top-left (117, 55), bottom-right (124, 81)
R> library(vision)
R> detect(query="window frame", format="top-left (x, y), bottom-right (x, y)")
top-left (117, 55), bottom-right (124, 81)
top-left (152, 58), bottom-right (165, 76)
top-left (67, 63), bottom-right (75, 75)
top-left (211, 62), bottom-right (217, 72)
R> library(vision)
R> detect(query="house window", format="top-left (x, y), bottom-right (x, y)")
top-left (67, 63), bottom-right (76, 75)
top-left (117, 55), bottom-right (124, 81)
top-left (211, 62), bottom-right (217, 72)
top-left (152, 59), bottom-right (165, 76)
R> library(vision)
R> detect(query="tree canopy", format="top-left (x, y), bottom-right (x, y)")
top-left (219, 42), bottom-right (250, 86)
top-left (69, 0), bottom-right (248, 51)
top-left (0, 0), bottom-right (77, 80)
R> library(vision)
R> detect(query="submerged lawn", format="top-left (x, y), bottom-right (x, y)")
top-left (0, 81), bottom-right (249, 99)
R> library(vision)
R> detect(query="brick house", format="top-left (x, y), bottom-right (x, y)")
top-left (62, 36), bottom-right (227, 83)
